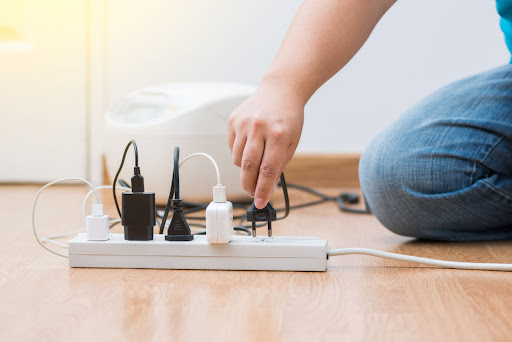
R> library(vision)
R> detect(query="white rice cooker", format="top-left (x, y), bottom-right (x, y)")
top-left (103, 82), bottom-right (255, 203)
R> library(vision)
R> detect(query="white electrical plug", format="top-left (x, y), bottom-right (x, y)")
top-left (206, 185), bottom-right (233, 244)
top-left (86, 204), bottom-right (110, 241)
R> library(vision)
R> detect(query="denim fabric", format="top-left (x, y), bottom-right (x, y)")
top-left (359, 64), bottom-right (512, 241)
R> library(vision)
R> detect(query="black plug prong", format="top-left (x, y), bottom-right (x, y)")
top-left (247, 202), bottom-right (276, 238)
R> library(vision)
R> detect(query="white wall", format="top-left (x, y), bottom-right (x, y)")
top-left (304, 0), bottom-right (510, 152)
top-left (0, 0), bottom-right (88, 182)
top-left (106, 0), bottom-right (509, 155)
top-left (2, 0), bottom-right (508, 183)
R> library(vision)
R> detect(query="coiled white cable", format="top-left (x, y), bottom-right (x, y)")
top-left (33, 181), bottom-right (128, 257)
top-left (32, 178), bottom-right (99, 258)
top-left (42, 184), bottom-right (131, 251)
top-left (328, 248), bottom-right (512, 272)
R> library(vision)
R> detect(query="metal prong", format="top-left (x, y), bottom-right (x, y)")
top-left (268, 221), bottom-right (272, 237)
top-left (252, 222), bottom-right (256, 237)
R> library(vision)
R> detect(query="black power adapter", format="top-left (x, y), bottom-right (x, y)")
top-left (113, 140), bottom-right (156, 241)
top-left (122, 167), bottom-right (155, 240)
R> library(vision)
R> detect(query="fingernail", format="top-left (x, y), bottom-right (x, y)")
top-left (255, 198), bottom-right (265, 209)
top-left (249, 192), bottom-right (255, 198)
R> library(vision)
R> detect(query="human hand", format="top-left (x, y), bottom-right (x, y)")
top-left (228, 80), bottom-right (305, 209)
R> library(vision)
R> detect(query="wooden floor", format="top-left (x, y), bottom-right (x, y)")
top-left (1, 184), bottom-right (512, 342)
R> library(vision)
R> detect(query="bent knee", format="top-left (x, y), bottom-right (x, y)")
top-left (359, 138), bottom-right (467, 241)
top-left (359, 143), bottom-right (418, 238)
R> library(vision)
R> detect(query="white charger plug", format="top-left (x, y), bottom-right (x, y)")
top-left (86, 204), bottom-right (110, 241)
top-left (206, 185), bottom-right (233, 244)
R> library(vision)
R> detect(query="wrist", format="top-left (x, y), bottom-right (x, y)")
top-left (260, 71), bottom-right (313, 107)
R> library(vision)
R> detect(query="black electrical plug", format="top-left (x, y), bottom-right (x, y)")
top-left (131, 166), bottom-right (144, 192)
top-left (165, 199), bottom-right (194, 241)
top-left (246, 202), bottom-right (277, 237)
top-left (121, 166), bottom-right (155, 241)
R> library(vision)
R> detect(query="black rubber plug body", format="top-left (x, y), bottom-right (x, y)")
top-left (165, 199), bottom-right (194, 241)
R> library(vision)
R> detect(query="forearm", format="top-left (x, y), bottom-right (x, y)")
top-left (263, 0), bottom-right (396, 103)
top-left (228, 0), bottom-right (396, 208)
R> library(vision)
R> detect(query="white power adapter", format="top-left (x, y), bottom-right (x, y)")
top-left (86, 204), bottom-right (110, 241)
top-left (206, 185), bottom-right (233, 244)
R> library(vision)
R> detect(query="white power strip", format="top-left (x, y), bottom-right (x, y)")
top-left (35, 168), bottom-right (512, 273)
top-left (68, 233), bottom-right (328, 271)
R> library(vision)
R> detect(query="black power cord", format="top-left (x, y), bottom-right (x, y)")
top-left (159, 147), bottom-right (194, 241)
top-left (282, 182), bottom-right (369, 214)
top-left (156, 180), bottom-right (367, 224)
top-left (158, 147), bottom-right (178, 234)
top-left (114, 146), bottom-right (368, 236)
top-left (154, 176), bottom-right (368, 237)
top-left (189, 223), bottom-right (252, 236)
top-left (113, 140), bottom-right (138, 217)
top-left (277, 172), bottom-right (290, 220)
top-left (127, 181), bottom-right (366, 237)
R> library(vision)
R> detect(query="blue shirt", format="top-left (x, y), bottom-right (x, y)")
top-left (497, 0), bottom-right (512, 58)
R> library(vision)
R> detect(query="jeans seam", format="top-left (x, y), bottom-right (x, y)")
top-left (480, 179), bottom-right (512, 202)
top-left (479, 135), bottom-right (504, 165)
top-left (469, 161), bottom-right (476, 187)
top-left (471, 135), bottom-right (505, 187)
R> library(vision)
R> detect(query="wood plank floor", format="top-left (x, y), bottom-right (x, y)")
top-left (1, 184), bottom-right (511, 342)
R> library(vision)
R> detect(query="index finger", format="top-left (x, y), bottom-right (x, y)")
top-left (253, 141), bottom-right (287, 209)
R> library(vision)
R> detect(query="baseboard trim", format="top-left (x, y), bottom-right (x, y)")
top-left (284, 153), bottom-right (361, 188)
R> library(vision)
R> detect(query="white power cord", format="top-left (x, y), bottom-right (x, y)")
top-left (82, 185), bottom-right (131, 221)
top-left (179, 152), bottom-right (221, 185)
top-left (328, 248), bottom-right (512, 272)
top-left (33, 181), bottom-right (128, 257)
top-left (156, 152), bottom-right (223, 231)
top-left (33, 178), bottom-right (99, 258)
top-left (40, 219), bottom-right (123, 248)
top-left (40, 228), bottom-right (89, 248)
top-left (42, 185), bottom-right (129, 249)
top-left (35, 153), bottom-right (223, 257)
top-left (179, 152), bottom-right (227, 204)
top-left (178, 152), bottom-right (231, 243)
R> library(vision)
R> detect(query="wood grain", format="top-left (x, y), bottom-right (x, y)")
top-left (1, 184), bottom-right (511, 342)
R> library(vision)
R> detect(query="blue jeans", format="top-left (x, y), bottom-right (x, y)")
top-left (359, 64), bottom-right (512, 241)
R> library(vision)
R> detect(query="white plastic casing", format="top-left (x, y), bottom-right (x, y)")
top-left (213, 185), bottom-right (226, 202)
top-left (86, 204), bottom-right (110, 241)
top-left (206, 201), bottom-right (233, 244)
top-left (103, 83), bottom-right (256, 202)
top-left (69, 233), bottom-right (328, 272)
